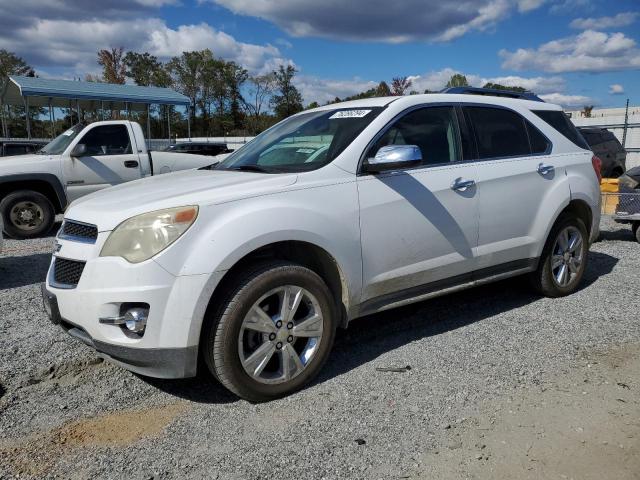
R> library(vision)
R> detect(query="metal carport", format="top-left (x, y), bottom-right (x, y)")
top-left (0, 76), bottom-right (191, 141)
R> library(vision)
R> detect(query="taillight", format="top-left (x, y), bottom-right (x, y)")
top-left (591, 155), bottom-right (602, 183)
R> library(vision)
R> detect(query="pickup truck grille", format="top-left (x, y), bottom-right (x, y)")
top-left (60, 220), bottom-right (98, 243)
top-left (52, 258), bottom-right (86, 288)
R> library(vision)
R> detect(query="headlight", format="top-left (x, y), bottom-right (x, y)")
top-left (100, 206), bottom-right (198, 263)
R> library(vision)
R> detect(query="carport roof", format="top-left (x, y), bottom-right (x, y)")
top-left (1, 76), bottom-right (190, 110)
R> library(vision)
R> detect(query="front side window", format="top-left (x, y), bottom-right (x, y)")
top-left (365, 106), bottom-right (461, 168)
top-left (216, 107), bottom-right (384, 173)
top-left (80, 125), bottom-right (132, 156)
top-left (466, 107), bottom-right (530, 159)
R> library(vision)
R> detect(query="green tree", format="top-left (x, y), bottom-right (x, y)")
top-left (97, 47), bottom-right (126, 84)
top-left (376, 81), bottom-right (391, 96)
top-left (0, 50), bottom-right (36, 137)
top-left (124, 52), bottom-right (170, 87)
top-left (270, 65), bottom-right (303, 120)
top-left (446, 74), bottom-right (469, 88)
top-left (482, 82), bottom-right (526, 92)
top-left (167, 50), bottom-right (210, 131)
top-left (244, 73), bottom-right (276, 133)
top-left (306, 101), bottom-right (320, 109)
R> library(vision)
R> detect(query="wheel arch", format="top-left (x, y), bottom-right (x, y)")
top-left (0, 174), bottom-right (67, 213)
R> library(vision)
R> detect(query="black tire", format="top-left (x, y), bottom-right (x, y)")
top-left (201, 261), bottom-right (337, 402)
top-left (633, 222), bottom-right (640, 244)
top-left (0, 190), bottom-right (55, 239)
top-left (530, 213), bottom-right (589, 297)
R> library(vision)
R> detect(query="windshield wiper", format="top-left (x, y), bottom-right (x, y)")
top-left (226, 165), bottom-right (276, 173)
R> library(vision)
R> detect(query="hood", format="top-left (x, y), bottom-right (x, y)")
top-left (0, 153), bottom-right (57, 174)
top-left (66, 168), bottom-right (298, 231)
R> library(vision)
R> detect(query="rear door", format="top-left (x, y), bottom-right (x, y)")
top-left (357, 105), bottom-right (479, 309)
top-left (63, 124), bottom-right (143, 202)
top-left (465, 105), bottom-right (570, 273)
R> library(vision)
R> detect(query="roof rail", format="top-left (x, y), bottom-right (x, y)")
top-left (441, 86), bottom-right (545, 102)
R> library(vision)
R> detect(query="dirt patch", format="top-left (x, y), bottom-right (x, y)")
top-left (24, 357), bottom-right (105, 388)
top-left (416, 342), bottom-right (640, 479)
top-left (0, 402), bottom-right (188, 478)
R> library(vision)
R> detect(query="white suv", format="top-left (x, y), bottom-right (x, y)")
top-left (43, 92), bottom-right (601, 401)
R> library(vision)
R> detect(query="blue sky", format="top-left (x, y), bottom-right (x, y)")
top-left (1, 0), bottom-right (639, 108)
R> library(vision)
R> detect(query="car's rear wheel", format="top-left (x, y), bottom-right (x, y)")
top-left (632, 221), bottom-right (640, 244)
top-left (202, 262), bottom-right (337, 402)
top-left (0, 190), bottom-right (55, 239)
top-left (530, 214), bottom-right (589, 297)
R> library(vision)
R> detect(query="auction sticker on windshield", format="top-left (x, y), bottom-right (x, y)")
top-left (329, 110), bottom-right (371, 119)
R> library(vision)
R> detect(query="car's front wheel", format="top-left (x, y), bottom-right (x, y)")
top-left (530, 213), bottom-right (589, 297)
top-left (0, 190), bottom-right (55, 239)
top-left (202, 262), bottom-right (337, 402)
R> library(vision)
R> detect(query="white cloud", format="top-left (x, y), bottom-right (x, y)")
top-left (539, 93), bottom-right (594, 107)
top-left (500, 30), bottom-right (640, 72)
top-left (0, 17), bottom-right (291, 76)
top-left (570, 12), bottom-right (639, 30)
top-left (609, 84), bottom-right (624, 95)
top-left (294, 76), bottom-right (378, 104)
top-left (207, 0), bottom-right (543, 43)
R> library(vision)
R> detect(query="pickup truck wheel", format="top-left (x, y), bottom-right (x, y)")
top-left (202, 262), bottom-right (337, 402)
top-left (633, 222), bottom-right (640, 243)
top-left (530, 213), bottom-right (589, 298)
top-left (0, 190), bottom-right (55, 240)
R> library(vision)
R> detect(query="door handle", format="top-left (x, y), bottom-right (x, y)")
top-left (124, 160), bottom-right (139, 168)
top-left (537, 163), bottom-right (555, 175)
top-left (451, 178), bottom-right (476, 192)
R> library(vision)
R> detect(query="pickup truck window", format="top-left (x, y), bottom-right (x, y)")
top-left (81, 125), bottom-right (132, 156)
top-left (39, 123), bottom-right (85, 155)
top-left (216, 107), bottom-right (384, 173)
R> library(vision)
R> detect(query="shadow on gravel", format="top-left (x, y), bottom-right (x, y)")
top-left (598, 226), bottom-right (636, 242)
top-left (139, 373), bottom-right (238, 405)
top-left (130, 252), bottom-right (618, 404)
top-left (316, 251), bottom-right (619, 387)
top-left (0, 253), bottom-right (51, 289)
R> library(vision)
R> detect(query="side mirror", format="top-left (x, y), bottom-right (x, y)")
top-left (70, 143), bottom-right (87, 157)
top-left (364, 145), bottom-right (422, 173)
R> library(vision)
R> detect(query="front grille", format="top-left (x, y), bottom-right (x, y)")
top-left (53, 258), bottom-right (85, 287)
top-left (61, 220), bottom-right (98, 243)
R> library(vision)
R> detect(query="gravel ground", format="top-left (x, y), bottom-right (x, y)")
top-left (0, 218), bottom-right (639, 479)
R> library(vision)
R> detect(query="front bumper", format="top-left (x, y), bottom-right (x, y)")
top-left (42, 282), bottom-right (200, 378)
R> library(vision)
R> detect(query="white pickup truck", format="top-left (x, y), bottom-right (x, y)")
top-left (0, 121), bottom-right (218, 239)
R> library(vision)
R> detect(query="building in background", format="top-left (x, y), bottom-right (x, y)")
top-left (566, 104), bottom-right (640, 170)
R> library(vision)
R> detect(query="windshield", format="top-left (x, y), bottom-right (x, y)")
top-left (216, 107), bottom-right (383, 173)
top-left (39, 123), bottom-right (85, 155)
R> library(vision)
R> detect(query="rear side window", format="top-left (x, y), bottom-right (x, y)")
top-left (466, 107), bottom-right (530, 159)
top-left (533, 110), bottom-right (589, 150)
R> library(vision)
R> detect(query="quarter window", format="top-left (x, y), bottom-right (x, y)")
top-left (466, 107), bottom-right (530, 159)
top-left (526, 121), bottom-right (550, 154)
top-left (366, 107), bottom-right (461, 168)
top-left (80, 125), bottom-right (131, 156)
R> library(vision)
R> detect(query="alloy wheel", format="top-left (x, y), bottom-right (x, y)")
top-left (550, 226), bottom-right (584, 287)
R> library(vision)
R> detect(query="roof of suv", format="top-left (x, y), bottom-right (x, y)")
top-left (309, 93), bottom-right (562, 113)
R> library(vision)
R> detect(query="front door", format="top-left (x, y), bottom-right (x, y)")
top-left (357, 106), bottom-right (479, 311)
top-left (63, 123), bottom-right (141, 202)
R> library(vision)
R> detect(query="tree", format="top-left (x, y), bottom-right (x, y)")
top-left (244, 74), bottom-right (276, 133)
top-left (306, 101), bottom-right (320, 109)
top-left (168, 50), bottom-right (210, 130)
top-left (483, 82), bottom-right (526, 92)
top-left (582, 105), bottom-right (594, 118)
top-left (376, 81), bottom-right (391, 96)
top-left (446, 74), bottom-right (469, 88)
top-left (124, 51), bottom-right (170, 87)
top-left (0, 49), bottom-right (34, 80)
top-left (270, 65), bottom-right (303, 120)
top-left (225, 61), bottom-right (248, 130)
top-left (97, 47), bottom-right (126, 84)
top-left (391, 76), bottom-right (412, 96)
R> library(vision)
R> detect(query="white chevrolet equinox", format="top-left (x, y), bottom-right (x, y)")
top-left (43, 91), bottom-right (601, 401)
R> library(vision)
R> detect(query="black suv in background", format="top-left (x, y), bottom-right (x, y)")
top-left (0, 140), bottom-right (47, 157)
top-left (164, 141), bottom-right (233, 157)
top-left (578, 127), bottom-right (626, 178)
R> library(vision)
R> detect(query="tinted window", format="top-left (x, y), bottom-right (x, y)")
top-left (80, 125), bottom-right (131, 156)
top-left (526, 121), bottom-right (550, 154)
top-left (366, 106), bottom-right (461, 167)
top-left (534, 110), bottom-right (589, 149)
top-left (466, 107), bottom-right (530, 159)
top-left (5, 144), bottom-right (29, 156)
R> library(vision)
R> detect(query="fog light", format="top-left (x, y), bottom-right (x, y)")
top-left (124, 308), bottom-right (148, 333)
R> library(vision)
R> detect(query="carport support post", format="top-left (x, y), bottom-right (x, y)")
top-left (146, 104), bottom-right (151, 144)
top-left (101, 101), bottom-right (105, 121)
top-left (24, 96), bottom-right (31, 139)
top-left (48, 100), bottom-right (54, 139)
top-left (167, 105), bottom-right (171, 144)
top-left (76, 99), bottom-right (80, 123)
top-left (187, 105), bottom-right (191, 140)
